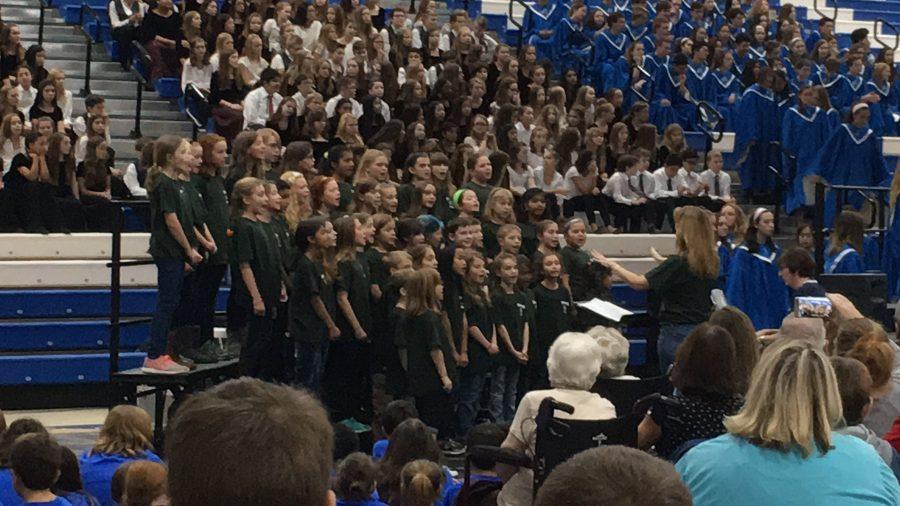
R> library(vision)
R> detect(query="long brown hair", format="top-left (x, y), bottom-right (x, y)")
top-left (46, 132), bottom-right (74, 186)
top-left (334, 214), bottom-right (360, 263)
top-left (404, 268), bottom-right (441, 317)
top-left (145, 135), bottom-right (185, 193)
top-left (198, 133), bottom-right (226, 177)
top-left (217, 49), bottom-right (245, 88)
top-left (674, 206), bottom-right (719, 278)
top-left (91, 405), bottom-right (154, 457)
top-left (828, 210), bottom-right (865, 256)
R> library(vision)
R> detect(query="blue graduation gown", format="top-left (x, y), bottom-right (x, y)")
top-left (732, 52), bottom-right (753, 78)
top-left (685, 62), bottom-right (713, 104)
top-left (824, 244), bottom-right (865, 274)
top-left (594, 30), bottom-right (628, 66)
top-left (652, 65), bottom-right (697, 131)
top-left (843, 74), bottom-right (867, 112)
top-left (815, 123), bottom-right (891, 226)
top-left (523, 1), bottom-right (564, 62)
top-left (602, 56), bottom-right (631, 93)
top-left (818, 73), bottom-right (852, 112)
top-left (883, 202), bottom-right (900, 301)
top-left (557, 18), bottom-right (592, 74)
top-left (863, 233), bottom-right (881, 270)
top-left (710, 70), bottom-right (740, 130)
top-left (625, 22), bottom-right (650, 45)
top-left (733, 84), bottom-right (779, 192)
top-left (726, 244), bottom-right (790, 330)
top-left (717, 239), bottom-right (735, 289)
top-left (781, 106), bottom-right (834, 214)
top-left (865, 80), bottom-right (897, 137)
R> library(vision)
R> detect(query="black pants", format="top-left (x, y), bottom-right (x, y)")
top-left (651, 197), bottom-right (685, 231)
top-left (9, 181), bottom-right (65, 232)
top-left (416, 389), bottom-right (454, 440)
top-left (239, 309), bottom-right (279, 381)
top-left (611, 201), bottom-right (649, 233)
top-left (80, 194), bottom-right (113, 232)
top-left (172, 262), bottom-right (227, 346)
top-left (563, 194), bottom-right (609, 227)
top-left (323, 339), bottom-right (373, 423)
top-left (111, 25), bottom-right (137, 68)
top-left (54, 193), bottom-right (86, 231)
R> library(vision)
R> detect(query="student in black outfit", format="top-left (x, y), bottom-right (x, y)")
top-left (28, 80), bottom-right (64, 132)
top-left (325, 214), bottom-right (374, 424)
top-left (777, 247), bottom-right (828, 298)
top-left (530, 251), bottom-right (573, 390)
top-left (76, 137), bottom-right (114, 232)
top-left (208, 49), bottom-right (248, 142)
top-left (291, 217), bottom-right (339, 394)
top-left (490, 252), bottom-right (530, 423)
top-left (45, 132), bottom-right (85, 231)
top-left (3, 132), bottom-right (65, 233)
top-left (396, 268), bottom-right (454, 440)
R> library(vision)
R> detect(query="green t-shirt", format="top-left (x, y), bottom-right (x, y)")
top-left (464, 292), bottom-right (496, 373)
top-left (271, 214), bottom-right (297, 272)
top-left (230, 217), bottom-right (282, 308)
top-left (195, 174), bottom-right (230, 264)
top-left (645, 255), bottom-right (717, 324)
top-left (559, 245), bottom-right (608, 302)
top-left (149, 174), bottom-right (196, 260)
top-left (398, 311), bottom-right (444, 397)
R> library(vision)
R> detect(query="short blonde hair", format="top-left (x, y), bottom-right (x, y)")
top-left (547, 332), bottom-right (603, 390)
top-left (725, 340), bottom-right (842, 458)
top-left (586, 326), bottom-right (629, 378)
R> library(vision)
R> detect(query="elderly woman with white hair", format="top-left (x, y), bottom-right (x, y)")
top-left (587, 326), bottom-right (637, 379)
top-left (497, 332), bottom-right (617, 506)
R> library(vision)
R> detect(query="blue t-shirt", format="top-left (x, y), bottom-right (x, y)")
top-left (336, 500), bottom-right (388, 506)
top-left (676, 433), bottom-right (900, 506)
top-left (79, 451), bottom-right (163, 506)
top-left (0, 468), bottom-right (24, 506)
top-left (371, 439), bottom-right (388, 461)
top-left (23, 498), bottom-right (73, 506)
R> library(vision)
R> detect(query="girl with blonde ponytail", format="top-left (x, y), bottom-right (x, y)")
top-left (399, 459), bottom-right (444, 506)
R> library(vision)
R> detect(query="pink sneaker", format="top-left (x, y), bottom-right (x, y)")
top-left (141, 355), bottom-right (190, 375)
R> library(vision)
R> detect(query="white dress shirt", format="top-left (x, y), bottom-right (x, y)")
top-left (602, 171), bottom-right (641, 205)
top-left (123, 162), bottom-right (147, 197)
top-left (678, 167), bottom-right (705, 195)
top-left (651, 167), bottom-right (682, 199)
top-left (507, 165), bottom-right (535, 196)
top-left (16, 85), bottom-right (36, 115)
top-left (243, 87), bottom-right (283, 129)
top-left (699, 169), bottom-right (732, 200)
top-left (181, 61), bottom-right (213, 91)
top-left (1, 139), bottom-right (25, 175)
top-left (515, 121), bottom-right (534, 146)
top-left (324, 94), bottom-right (363, 118)
top-left (108, 0), bottom-right (146, 29)
top-left (630, 169), bottom-right (655, 198)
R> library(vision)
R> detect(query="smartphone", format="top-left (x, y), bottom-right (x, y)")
top-left (794, 296), bottom-right (833, 318)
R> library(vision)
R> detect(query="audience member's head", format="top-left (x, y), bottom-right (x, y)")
top-left (831, 356), bottom-right (874, 426)
top-left (534, 446), bottom-right (692, 506)
top-left (122, 460), bottom-right (168, 506)
top-left (379, 400), bottom-right (419, 439)
top-left (110, 461), bottom-right (134, 505)
top-left (708, 306), bottom-right (760, 394)
top-left (0, 418), bottom-right (48, 466)
top-left (92, 405), bottom-right (154, 457)
top-left (335, 453), bottom-right (378, 503)
top-left (831, 318), bottom-right (895, 396)
top-left (333, 422), bottom-right (361, 462)
top-left (166, 378), bottom-right (334, 506)
top-left (53, 446), bottom-right (84, 496)
top-left (10, 433), bottom-right (62, 498)
top-left (466, 423), bottom-right (507, 472)
top-left (776, 315), bottom-right (827, 349)
top-left (726, 339), bottom-right (841, 457)
top-left (399, 459), bottom-right (444, 506)
top-left (547, 332), bottom-right (604, 390)
top-left (377, 418), bottom-right (441, 504)
top-left (670, 323), bottom-right (738, 396)
top-left (586, 326), bottom-right (630, 378)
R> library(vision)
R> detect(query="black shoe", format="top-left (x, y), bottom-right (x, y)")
top-left (440, 440), bottom-right (466, 456)
top-left (179, 345), bottom-right (219, 364)
top-left (198, 340), bottom-right (228, 361)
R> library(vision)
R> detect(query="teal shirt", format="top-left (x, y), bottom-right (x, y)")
top-left (676, 433), bottom-right (900, 506)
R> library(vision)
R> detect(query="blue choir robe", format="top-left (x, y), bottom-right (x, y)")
top-left (865, 80), bottom-right (897, 137)
top-left (749, 45), bottom-right (767, 61)
top-left (557, 18), bottom-right (592, 74)
top-left (625, 22), bottom-right (650, 45)
top-left (806, 30), bottom-right (823, 51)
top-left (815, 123), bottom-right (892, 226)
top-left (611, 0), bottom-right (630, 15)
top-left (652, 65), bottom-right (697, 131)
top-left (643, 53), bottom-right (669, 78)
top-left (818, 73), bottom-right (852, 112)
top-left (733, 84), bottom-right (779, 192)
top-left (710, 70), bottom-right (740, 130)
top-left (602, 56), bottom-right (631, 93)
top-left (625, 61), bottom-right (654, 108)
top-left (717, 238), bottom-right (737, 289)
top-left (594, 29), bottom-right (628, 65)
top-left (863, 233), bottom-right (881, 270)
top-left (843, 74), bottom-right (867, 111)
top-left (685, 62), bottom-right (713, 104)
top-left (883, 202), bottom-right (900, 301)
top-left (788, 78), bottom-right (813, 96)
top-left (674, 18), bottom-right (707, 39)
top-left (523, 0), bottom-right (564, 62)
top-left (726, 243), bottom-right (790, 330)
top-left (824, 244), bottom-right (865, 274)
top-left (781, 105), bottom-right (834, 214)
top-left (732, 51), bottom-right (753, 78)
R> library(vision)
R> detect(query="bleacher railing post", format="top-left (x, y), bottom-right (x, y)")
top-left (813, 182), bottom-right (826, 274)
top-left (130, 81), bottom-right (143, 138)
top-left (109, 206), bottom-right (123, 380)
top-left (38, 1), bottom-right (46, 46)
top-left (80, 38), bottom-right (93, 97)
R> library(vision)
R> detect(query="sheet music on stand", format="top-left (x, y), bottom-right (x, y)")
top-left (576, 298), bottom-right (634, 322)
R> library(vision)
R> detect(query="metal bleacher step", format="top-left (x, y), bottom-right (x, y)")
top-left (0, 318), bottom-right (149, 352)
top-left (0, 287), bottom-right (229, 319)
top-left (4, 9), bottom-right (67, 25)
top-left (0, 352), bottom-right (146, 386)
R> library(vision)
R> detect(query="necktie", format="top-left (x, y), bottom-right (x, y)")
top-left (639, 174), bottom-right (645, 194)
top-left (713, 174), bottom-right (720, 195)
top-left (667, 177), bottom-right (673, 192)
top-left (267, 95), bottom-right (274, 117)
